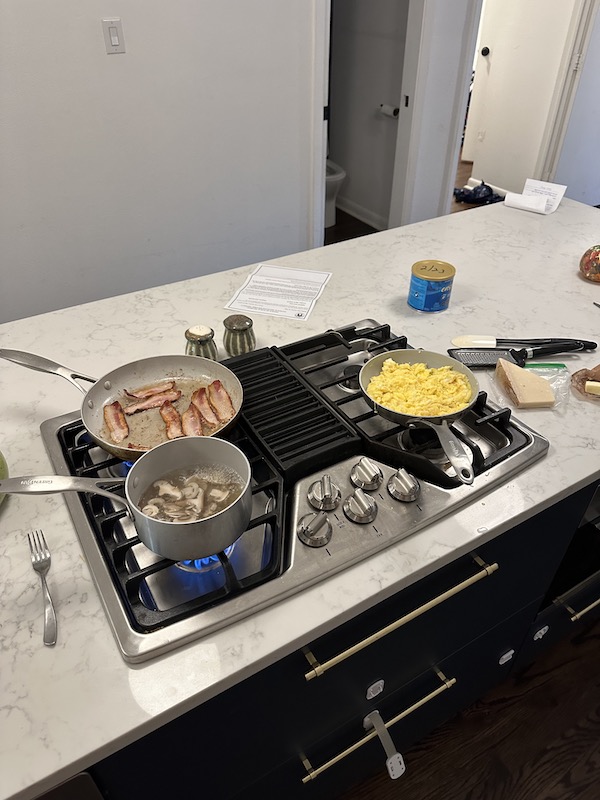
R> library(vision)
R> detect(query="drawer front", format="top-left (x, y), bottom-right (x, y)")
top-left (516, 573), bottom-right (600, 669)
top-left (243, 604), bottom-right (537, 800)
top-left (292, 487), bottom-right (591, 721)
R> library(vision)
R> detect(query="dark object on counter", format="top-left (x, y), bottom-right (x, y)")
top-left (448, 340), bottom-right (588, 369)
top-left (185, 325), bottom-right (218, 360)
top-left (224, 314), bottom-right (256, 357)
top-left (453, 181), bottom-right (503, 205)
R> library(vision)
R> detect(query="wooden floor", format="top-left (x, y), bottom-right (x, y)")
top-left (337, 618), bottom-right (600, 800)
top-left (325, 209), bottom-right (377, 245)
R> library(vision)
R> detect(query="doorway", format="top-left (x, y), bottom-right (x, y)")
top-left (327, 0), bottom-right (482, 235)
top-left (461, 0), bottom-right (597, 196)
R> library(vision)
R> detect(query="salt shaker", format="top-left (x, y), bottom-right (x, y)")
top-left (223, 314), bottom-right (256, 357)
top-left (185, 325), bottom-right (218, 360)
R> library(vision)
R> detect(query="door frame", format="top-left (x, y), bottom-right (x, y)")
top-left (387, 0), bottom-right (483, 227)
top-left (537, 0), bottom-right (599, 181)
top-left (309, 0), bottom-right (331, 248)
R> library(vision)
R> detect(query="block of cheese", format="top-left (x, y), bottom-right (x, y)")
top-left (495, 358), bottom-right (555, 408)
top-left (585, 380), bottom-right (600, 396)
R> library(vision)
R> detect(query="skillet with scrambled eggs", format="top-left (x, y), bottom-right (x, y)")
top-left (366, 358), bottom-right (473, 417)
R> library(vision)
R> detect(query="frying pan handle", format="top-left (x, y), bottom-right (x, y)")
top-left (0, 349), bottom-right (97, 394)
top-left (0, 475), bottom-right (126, 503)
top-left (411, 420), bottom-right (475, 485)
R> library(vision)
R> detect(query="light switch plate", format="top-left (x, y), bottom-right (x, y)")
top-left (102, 18), bottom-right (126, 54)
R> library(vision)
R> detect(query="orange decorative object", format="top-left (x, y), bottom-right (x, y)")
top-left (580, 245), bottom-right (600, 282)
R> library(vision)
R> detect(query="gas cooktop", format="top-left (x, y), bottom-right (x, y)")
top-left (41, 320), bottom-right (549, 662)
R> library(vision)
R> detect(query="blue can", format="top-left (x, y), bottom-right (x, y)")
top-left (408, 260), bottom-right (455, 312)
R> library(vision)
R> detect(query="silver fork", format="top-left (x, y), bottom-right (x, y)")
top-left (28, 530), bottom-right (57, 647)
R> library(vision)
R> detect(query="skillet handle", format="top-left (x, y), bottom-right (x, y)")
top-left (412, 420), bottom-right (475, 485)
top-left (0, 349), bottom-right (97, 394)
top-left (0, 475), bottom-right (126, 503)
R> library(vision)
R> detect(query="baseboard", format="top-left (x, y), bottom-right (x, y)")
top-left (467, 177), bottom-right (507, 197)
top-left (336, 196), bottom-right (387, 231)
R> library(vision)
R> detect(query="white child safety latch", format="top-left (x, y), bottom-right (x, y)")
top-left (363, 710), bottom-right (406, 780)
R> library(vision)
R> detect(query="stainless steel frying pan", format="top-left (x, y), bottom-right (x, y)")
top-left (359, 349), bottom-right (479, 485)
top-left (0, 350), bottom-right (243, 461)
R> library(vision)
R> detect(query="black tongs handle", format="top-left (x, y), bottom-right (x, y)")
top-left (500, 337), bottom-right (596, 350)
top-left (516, 341), bottom-right (589, 358)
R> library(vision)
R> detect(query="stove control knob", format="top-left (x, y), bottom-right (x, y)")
top-left (297, 511), bottom-right (333, 548)
top-left (387, 468), bottom-right (421, 502)
top-left (308, 474), bottom-right (341, 511)
top-left (350, 457), bottom-right (383, 491)
top-left (343, 488), bottom-right (378, 524)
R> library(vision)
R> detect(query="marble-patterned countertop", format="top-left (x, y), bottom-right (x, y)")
top-left (1, 199), bottom-right (599, 800)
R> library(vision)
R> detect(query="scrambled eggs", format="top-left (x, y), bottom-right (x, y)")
top-left (367, 359), bottom-right (472, 416)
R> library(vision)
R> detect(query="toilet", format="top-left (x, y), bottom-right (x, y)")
top-left (325, 159), bottom-right (346, 228)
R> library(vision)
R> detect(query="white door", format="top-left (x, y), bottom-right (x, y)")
top-left (462, 0), bottom-right (581, 194)
top-left (388, 0), bottom-right (483, 227)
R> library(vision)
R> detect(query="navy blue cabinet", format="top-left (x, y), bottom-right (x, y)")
top-left (90, 483), bottom-right (596, 799)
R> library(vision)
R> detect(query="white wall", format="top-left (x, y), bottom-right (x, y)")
top-left (0, 1), bottom-right (325, 323)
top-left (554, 4), bottom-right (600, 205)
top-left (328, 0), bottom-right (409, 230)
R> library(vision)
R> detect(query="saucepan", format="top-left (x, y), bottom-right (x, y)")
top-left (0, 437), bottom-right (253, 561)
top-left (359, 349), bottom-right (479, 485)
top-left (0, 349), bottom-right (243, 461)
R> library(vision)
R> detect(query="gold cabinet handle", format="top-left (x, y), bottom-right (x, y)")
top-left (565, 596), bottom-right (600, 622)
top-left (304, 555), bottom-right (498, 680)
top-left (300, 668), bottom-right (456, 783)
top-left (554, 572), bottom-right (600, 622)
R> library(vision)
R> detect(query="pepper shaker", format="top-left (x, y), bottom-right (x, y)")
top-left (223, 314), bottom-right (256, 357)
top-left (185, 325), bottom-right (218, 360)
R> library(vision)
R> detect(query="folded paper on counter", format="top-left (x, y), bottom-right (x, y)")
top-left (225, 264), bottom-right (331, 320)
top-left (504, 179), bottom-right (567, 215)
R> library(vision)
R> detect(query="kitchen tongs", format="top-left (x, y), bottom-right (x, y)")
top-left (451, 335), bottom-right (597, 350)
top-left (448, 339), bottom-right (592, 369)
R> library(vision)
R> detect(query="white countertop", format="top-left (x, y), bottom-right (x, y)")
top-left (1, 199), bottom-right (600, 800)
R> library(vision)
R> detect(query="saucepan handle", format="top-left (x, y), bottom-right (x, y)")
top-left (410, 420), bottom-right (475, 485)
top-left (0, 349), bottom-right (97, 394)
top-left (0, 475), bottom-right (126, 503)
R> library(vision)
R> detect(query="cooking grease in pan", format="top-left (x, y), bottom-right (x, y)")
top-left (101, 378), bottom-right (229, 450)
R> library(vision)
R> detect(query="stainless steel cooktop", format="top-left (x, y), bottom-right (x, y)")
top-left (40, 321), bottom-right (549, 663)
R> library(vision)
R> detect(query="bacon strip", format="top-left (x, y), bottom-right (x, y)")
top-left (182, 403), bottom-right (205, 436)
top-left (191, 388), bottom-right (220, 430)
top-left (160, 401), bottom-right (184, 439)
top-left (103, 401), bottom-right (129, 443)
top-left (123, 389), bottom-right (182, 415)
top-left (207, 380), bottom-right (235, 423)
top-left (125, 381), bottom-right (175, 399)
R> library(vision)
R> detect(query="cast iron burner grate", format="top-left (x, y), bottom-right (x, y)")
top-left (224, 347), bottom-right (362, 483)
top-left (56, 418), bottom-right (285, 632)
